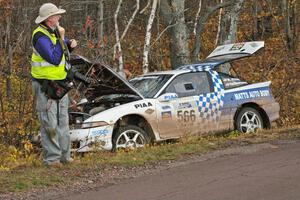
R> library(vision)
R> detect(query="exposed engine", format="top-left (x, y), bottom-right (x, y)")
top-left (68, 55), bottom-right (141, 129)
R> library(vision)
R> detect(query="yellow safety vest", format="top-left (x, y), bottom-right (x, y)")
top-left (31, 25), bottom-right (67, 80)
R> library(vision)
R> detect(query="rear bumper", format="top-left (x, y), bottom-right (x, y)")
top-left (261, 102), bottom-right (280, 123)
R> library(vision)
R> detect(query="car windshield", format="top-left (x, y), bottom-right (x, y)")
top-left (130, 74), bottom-right (173, 98)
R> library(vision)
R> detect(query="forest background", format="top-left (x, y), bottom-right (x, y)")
top-left (0, 0), bottom-right (299, 156)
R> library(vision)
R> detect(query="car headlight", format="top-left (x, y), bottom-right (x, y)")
top-left (81, 121), bottom-right (109, 129)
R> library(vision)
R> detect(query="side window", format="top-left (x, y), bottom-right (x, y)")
top-left (218, 72), bottom-right (248, 89)
top-left (165, 72), bottom-right (212, 97)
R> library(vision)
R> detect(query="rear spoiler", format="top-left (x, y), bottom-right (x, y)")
top-left (207, 41), bottom-right (264, 59)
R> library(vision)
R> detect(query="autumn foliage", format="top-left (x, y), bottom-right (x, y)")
top-left (0, 0), bottom-right (299, 169)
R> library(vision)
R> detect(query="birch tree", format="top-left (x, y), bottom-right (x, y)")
top-left (193, 0), bottom-right (202, 36)
top-left (114, 0), bottom-right (140, 77)
top-left (113, 0), bottom-right (140, 48)
top-left (142, 0), bottom-right (158, 74)
top-left (114, 0), bottom-right (124, 77)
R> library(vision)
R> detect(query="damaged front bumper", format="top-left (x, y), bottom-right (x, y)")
top-left (70, 124), bottom-right (114, 152)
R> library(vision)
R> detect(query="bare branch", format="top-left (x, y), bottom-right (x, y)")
top-left (113, 0), bottom-right (140, 50)
top-left (192, 0), bottom-right (236, 62)
top-left (140, 0), bottom-right (151, 14)
top-left (193, 0), bottom-right (202, 36)
top-left (121, 0), bottom-right (139, 40)
top-left (151, 22), bottom-right (178, 47)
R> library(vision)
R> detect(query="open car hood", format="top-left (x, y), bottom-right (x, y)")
top-left (203, 41), bottom-right (264, 63)
top-left (70, 55), bottom-right (144, 101)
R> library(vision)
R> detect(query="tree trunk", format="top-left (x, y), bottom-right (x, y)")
top-left (160, 0), bottom-right (190, 69)
top-left (283, 0), bottom-right (292, 51)
top-left (114, 0), bottom-right (125, 77)
top-left (142, 0), bottom-right (158, 74)
top-left (216, 0), bottom-right (244, 74)
top-left (226, 0), bottom-right (244, 43)
top-left (291, 0), bottom-right (298, 53)
top-left (5, 16), bottom-right (12, 99)
top-left (252, 0), bottom-right (258, 41)
top-left (6, 45), bottom-right (12, 99)
top-left (97, 0), bottom-right (104, 43)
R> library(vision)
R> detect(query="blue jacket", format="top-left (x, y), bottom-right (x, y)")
top-left (32, 24), bottom-right (72, 66)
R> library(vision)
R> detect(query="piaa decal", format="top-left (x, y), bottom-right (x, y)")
top-left (135, 102), bottom-right (153, 109)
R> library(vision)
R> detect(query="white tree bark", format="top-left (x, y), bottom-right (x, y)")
top-left (121, 0), bottom-right (139, 42)
top-left (193, 0), bottom-right (202, 36)
top-left (114, 0), bottom-right (125, 77)
top-left (142, 0), bottom-right (158, 74)
top-left (114, 0), bottom-right (140, 49)
top-left (113, 0), bottom-right (140, 77)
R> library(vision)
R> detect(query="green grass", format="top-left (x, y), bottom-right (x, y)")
top-left (0, 126), bottom-right (299, 194)
top-left (0, 168), bottom-right (66, 193)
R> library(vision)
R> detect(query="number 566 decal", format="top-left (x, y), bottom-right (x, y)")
top-left (177, 110), bottom-right (196, 122)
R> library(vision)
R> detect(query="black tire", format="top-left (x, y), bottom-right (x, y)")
top-left (112, 125), bottom-right (150, 151)
top-left (236, 107), bottom-right (264, 133)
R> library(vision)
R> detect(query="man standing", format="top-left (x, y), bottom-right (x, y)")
top-left (31, 3), bottom-right (77, 166)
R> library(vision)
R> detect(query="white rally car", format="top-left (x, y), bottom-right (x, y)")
top-left (69, 41), bottom-right (280, 152)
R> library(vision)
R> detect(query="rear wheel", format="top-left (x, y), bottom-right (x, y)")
top-left (236, 107), bottom-right (263, 133)
top-left (112, 125), bottom-right (150, 151)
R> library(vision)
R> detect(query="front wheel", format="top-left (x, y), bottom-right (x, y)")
top-left (112, 125), bottom-right (150, 151)
top-left (236, 107), bottom-right (263, 133)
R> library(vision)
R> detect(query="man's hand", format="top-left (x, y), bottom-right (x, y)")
top-left (57, 25), bottom-right (65, 39)
top-left (69, 99), bottom-right (77, 109)
top-left (70, 39), bottom-right (78, 48)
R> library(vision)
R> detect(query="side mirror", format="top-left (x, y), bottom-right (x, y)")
top-left (157, 93), bottom-right (178, 102)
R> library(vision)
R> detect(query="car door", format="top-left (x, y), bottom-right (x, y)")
top-left (157, 72), bottom-right (208, 138)
top-left (196, 70), bottom-right (225, 133)
top-left (217, 71), bottom-right (248, 131)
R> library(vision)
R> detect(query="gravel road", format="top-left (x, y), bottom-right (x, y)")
top-left (59, 140), bottom-right (300, 200)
